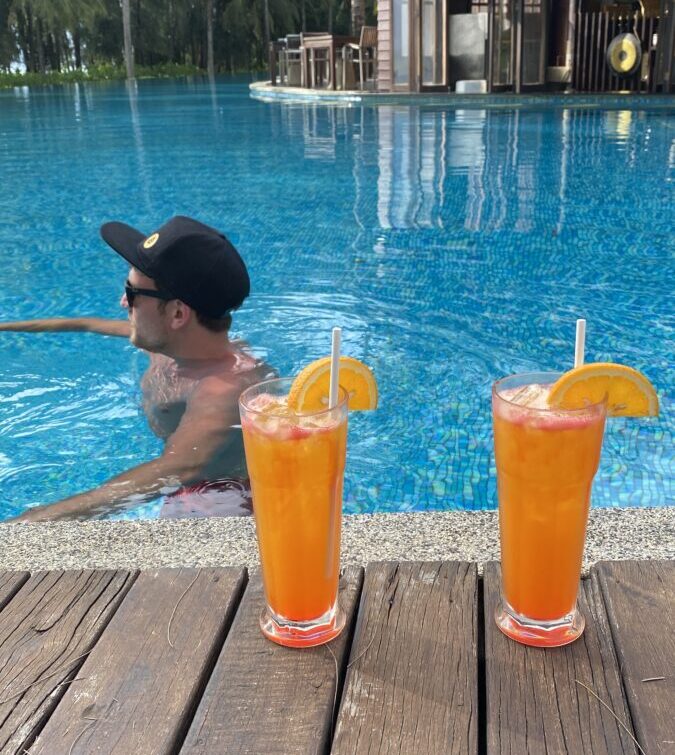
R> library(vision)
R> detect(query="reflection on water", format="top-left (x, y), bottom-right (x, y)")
top-left (274, 100), bottom-right (673, 245)
top-left (0, 80), bottom-right (672, 517)
top-left (125, 78), bottom-right (152, 213)
top-left (605, 109), bottom-right (633, 140)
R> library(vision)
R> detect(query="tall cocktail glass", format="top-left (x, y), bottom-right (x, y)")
top-left (239, 377), bottom-right (348, 648)
top-left (492, 372), bottom-right (607, 647)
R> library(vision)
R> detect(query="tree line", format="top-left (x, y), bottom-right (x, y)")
top-left (0, 0), bottom-right (375, 78)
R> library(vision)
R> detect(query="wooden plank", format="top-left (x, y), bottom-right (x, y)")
top-left (572, 11), bottom-right (581, 92)
top-left (590, 12), bottom-right (598, 91)
top-left (597, 12), bottom-right (604, 91)
top-left (587, 12), bottom-right (594, 91)
top-left (596, 560), bottom-right (675, 755)
top-left (635, 12), bottom-right (643, 93)
top-left (488, 0), bottom-right (496, 93)
top-left (581, 12), bottom-right (588, 91)
top-left (31, 567), bottom-right (246, 755)
top-left (0, 571), bottom-right (29, 613)
top-left (484, 562), bottom-right (637, 754)
top-left (640, 13), bottom-right (648, 92)
top-left (332, 562), bottom-right (478, 754)
top-left (579, 11), bottom-right (586, 90)
top-left (377, 0), bottom-right (392, 93)
top-left (181, 567), bottom-right (363, 754)
top-left (601, 12), bottom-right (609, 91)
top-left (662, 2), bottom-right (674, 92)
top-left (648, 16), bottom-right (656, 92)
top-left (0, 569), bottom-right (135, 754)
top-left (610, 14), bottom-right (618, 91)
top-left (514, 0), bottom-right (523, 93)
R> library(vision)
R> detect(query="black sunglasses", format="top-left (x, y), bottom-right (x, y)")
top-left (124, 280), bottom-right (175, 308)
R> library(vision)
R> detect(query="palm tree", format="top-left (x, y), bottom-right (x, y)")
top-left (222, 0), bottom-right (297, 70)
top-left (6, 0), bottom-right (105, 72)
top-left (206, 0), bottom-right (214, 75)
top-left (351, 0), bottom-right (364, 34)
top-left (122, 0), bottom-right (134, 78)
top-left (263, 0), bottom-right (270, 57)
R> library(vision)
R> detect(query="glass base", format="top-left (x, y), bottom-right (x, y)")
top-left (495, 600), bottom-right (585, 648)
top-left (260, 604), bottom-right (346, 648)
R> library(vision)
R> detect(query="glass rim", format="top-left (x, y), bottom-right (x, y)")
top-left (239, 376), bottom-right (349, 417)
top-left (493, 371), bottom-right (608, 414)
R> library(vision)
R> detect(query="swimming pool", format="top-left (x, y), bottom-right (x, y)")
top-left (0, 77), bottom-right (672, 519)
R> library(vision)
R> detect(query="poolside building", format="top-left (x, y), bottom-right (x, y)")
top-left (270, 0), bottom-right (674, 94)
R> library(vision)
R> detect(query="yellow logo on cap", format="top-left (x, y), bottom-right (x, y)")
top-left (143, 233), bottom-right (159, 249)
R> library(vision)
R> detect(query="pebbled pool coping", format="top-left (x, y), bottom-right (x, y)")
top-left (0, 507), bottom-right (673, 574)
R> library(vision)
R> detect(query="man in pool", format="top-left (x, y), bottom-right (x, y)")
top-left (1, 215), bottom-right (273, 522)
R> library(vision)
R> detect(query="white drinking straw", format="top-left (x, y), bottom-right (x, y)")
top-left (328, 327), bottom-right (342, 408)
top-left (325, 326), bottom-right (342, 580)
top-left (575, 319), bottom-right (586, 368)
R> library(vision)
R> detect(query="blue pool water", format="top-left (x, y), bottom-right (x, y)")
top-left (0, 77), bottom-right (673, 520)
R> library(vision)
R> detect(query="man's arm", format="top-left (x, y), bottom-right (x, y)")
top-left (0, 318), bottom-right (130, 337)
top-left (6, 377), bottom-right (238, 522)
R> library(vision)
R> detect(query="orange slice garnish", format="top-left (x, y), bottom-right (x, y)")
top-left (288, 356), bottom-right (378, 412)
top-left (548, 362), bottom-right (659, 417)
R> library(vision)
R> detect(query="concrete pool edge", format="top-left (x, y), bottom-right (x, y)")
top-left (0, 507), bottom-right (672, 574)
top-left (250, 82), bottom-right (675, 109)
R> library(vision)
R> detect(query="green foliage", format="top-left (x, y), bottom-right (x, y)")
top-left (0, 62), bottom-right (201, 88)
top-left (0, 0), bottom-right (363, 80)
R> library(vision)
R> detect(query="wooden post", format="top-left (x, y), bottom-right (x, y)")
top-left (583, 10), bottom-right (590, 91)
top-left (539, 0), bottom-right (549, 86)
top-left (268, 43), bottom-right (274, 85)
top-left (567, 0), bottom-right (577, 89)
top-left (551, 0), bottom-right (571, 67)
top-left (487, 0), bottom-right (495, 92)
top-left (603, 12), bottom-right (610, 91)
top-left (122, 0), bottom-right (134, 80)
top-left (589, 12), bottom-right (597, 91)
top-left (656, 0), bottom-right (674, 92)
top-left (514, 0), bottom-right (523, 92)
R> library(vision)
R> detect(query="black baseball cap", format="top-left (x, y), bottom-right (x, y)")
top-left (100, 215), bottom-right (250, 319)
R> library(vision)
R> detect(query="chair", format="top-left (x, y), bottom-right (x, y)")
top-left (283, 34), bottom-right (303, 87)
top-left (300, 32), bottom-right (331, 88)
top-left (270, 39), bottom-right (286, 86)
top-left (342, 26), bottom-right (377, 91)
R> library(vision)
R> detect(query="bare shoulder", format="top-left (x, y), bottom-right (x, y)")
top-left (192, 373), bottom-right (236, 398)
top-left (187, 374), bottom-right (242, 415)
top-left (182, 345), bottom-right (275, 411)
top-left (189, 360), bottom-right (270, 407)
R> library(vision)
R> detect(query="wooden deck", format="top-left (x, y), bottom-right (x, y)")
top-left (0, 560), bottom-right (672, 754)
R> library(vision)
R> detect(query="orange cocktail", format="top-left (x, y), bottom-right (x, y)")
top-left (493, 372), bottom-right (606, 647)
top-left (239, 377), bottom-right (348, 648)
